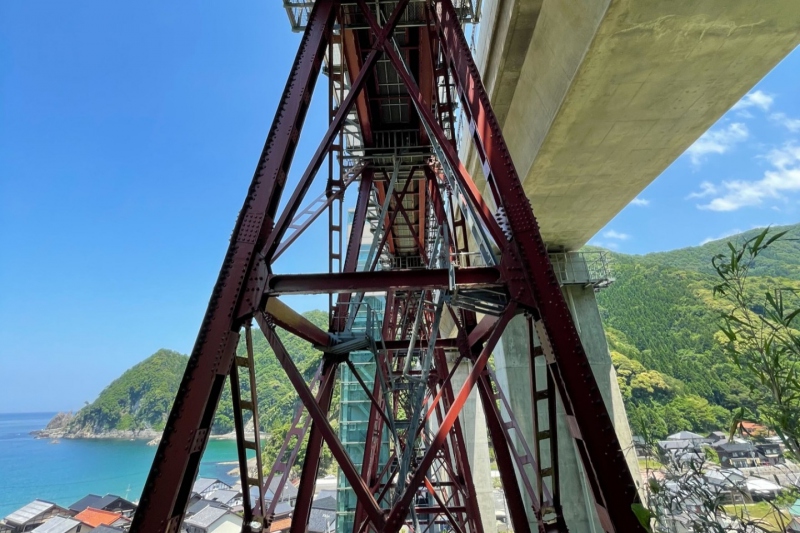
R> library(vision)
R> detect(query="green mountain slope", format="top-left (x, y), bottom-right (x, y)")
top-left (637, 223), bottom-right (800, 278)
top-left (596, 223), bottom-right (800, 437)
top-left (70, 349), bottom-right (189, 434)
top-left (67, 311), bottom-right (328, 438)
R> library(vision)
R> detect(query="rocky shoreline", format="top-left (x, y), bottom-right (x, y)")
top-left (32, 427), bottom-right (162, 441)
top-left (30, 411), bottom-right (243, 443)
top-left (30, 411), bottom-right (163, 441)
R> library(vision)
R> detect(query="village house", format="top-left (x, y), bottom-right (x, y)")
top-left (714, 442), bottom-right (760, 468)
top-left (269, 517), bottom-right (292, 533)
top-left (239, 479), bottom-right (299, 517)
top-left (185, 499), bottom-right (229, 518)
top-left (68, 494), bottom-right (136, 517)
top-left (311, 496), bottom-right (336, 513)
top-left (703, 469), bottom-right (748, 505)
top-left (73, 507), bottom-right (128, 530)
top-left (657, 439), bottom-right (703, 464)
top-left (706, 431), bottom-right (728, 448)
top-left (271, 501), bottom-right (293, 519)
top-left (1, 500), bottom-right (70, 532)
top-left (265, 479), bottom-right (298, 508)
top-left (192, 479), bottom-right (232, 498)
top-left (745, 477), bottom-right (783, 501)
top-left (204, 490), bottom-right (242, 508)
top-left (666, 431), bottom-right (707, 446)
top-left (737, 421), bottom-right (770, 439)
top-left (306, 508), bottom-right (336, 533)
top-left (755, 442), bottom-right (784, 465)
top-left (30, 516), bottom-right (86, 533)
top-left (265, 489), bottom-right (337, 532)
top-left (182, 506), bottom-right (242, 533)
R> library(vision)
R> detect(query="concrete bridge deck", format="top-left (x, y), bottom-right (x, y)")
top-left (467, 0), bottom-right (800, 250)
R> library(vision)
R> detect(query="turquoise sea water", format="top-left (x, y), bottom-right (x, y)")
top-left (0, 412), bottom-right (241, 518)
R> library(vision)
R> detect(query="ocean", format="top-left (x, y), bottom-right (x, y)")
top-left (0, 412), bottom-right (241, 518)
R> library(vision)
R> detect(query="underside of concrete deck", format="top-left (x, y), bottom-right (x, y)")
top-left (467, 0), bottom-right (800, 250)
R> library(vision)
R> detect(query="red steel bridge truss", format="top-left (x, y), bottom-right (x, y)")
top-left (130, 0), bottom-right (644, 531)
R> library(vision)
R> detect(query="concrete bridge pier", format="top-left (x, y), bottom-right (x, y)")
top-left (448, 355), bottom-right (500, 533)
top-left (493, 255), bottom-right (641, 531)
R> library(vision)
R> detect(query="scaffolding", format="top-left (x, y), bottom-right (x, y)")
top-left (549, 251), bottom-right (615, 289)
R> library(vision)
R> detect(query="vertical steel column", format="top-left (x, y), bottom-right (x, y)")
top-left (434, 1), bottom-right (643, 530)
top-left (331, 171), bottom-right (373, 332)
top-left (130, 3), bottom-right (338, 530)
top-left (327, 29), bottom-right (344, 316)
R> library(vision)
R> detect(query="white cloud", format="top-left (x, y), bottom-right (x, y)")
top-left (591, 240), bottom-right (620, 250)
top-left (732, 90), bottom-right (774, 112)
top-left (603, 230), bottom-right (630, 240)
top-left (686, 123), bottom-right (749, 166)
top-left (695, 143), bottom-right (800, 211)
top-left (770, 112), bottom-right (800, 132)
top-left (687, 181), bottom-right (718, 199)
top-left (630, 197), bottom-right (650, 206)
top-left (700, 228), bottom-right (743, 246)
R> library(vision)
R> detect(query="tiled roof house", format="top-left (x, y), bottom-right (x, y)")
top-left (72, 507), bottom-right (123, 528)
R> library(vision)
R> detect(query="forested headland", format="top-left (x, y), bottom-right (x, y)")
top-left (49, 311), bottom-right (330, 446)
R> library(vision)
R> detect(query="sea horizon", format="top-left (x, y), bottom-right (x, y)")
top-left (1, 411), bottom-right (61, 415)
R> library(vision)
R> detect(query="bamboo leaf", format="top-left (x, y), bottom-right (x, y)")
top-left (631, 503), bottom-right (653, 532)
top-left (752, 228), bottom-right (768, 252)
top-left (765, 230), bottom-right (788, 247)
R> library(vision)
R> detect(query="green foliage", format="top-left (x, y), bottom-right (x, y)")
top-left (631, 503), bottom-right (653, 533)
top-left (70, 349), bottom-right (189, 434)
top-left (711, 227), bottom-right (800, 458)
top-left (703, 445), bottom-right (719, 464)
top-left (596, 223), bottom-right (800, 440)
top-left (611, 349), bottom-right (674, 403)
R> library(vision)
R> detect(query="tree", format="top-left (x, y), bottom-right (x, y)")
top-left (712, 227), bottom-right (800, 458)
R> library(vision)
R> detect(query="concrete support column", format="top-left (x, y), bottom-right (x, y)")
top-left (494, 276), bottom-right (641, 531)
top-left (448, 354), bottom-right (498, 533)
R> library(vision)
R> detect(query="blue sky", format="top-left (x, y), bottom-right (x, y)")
top-left (1, 2), bottom-right (799, 412)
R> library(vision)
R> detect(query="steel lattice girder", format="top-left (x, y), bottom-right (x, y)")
top-left (130, 0), bottom-right (645, 531)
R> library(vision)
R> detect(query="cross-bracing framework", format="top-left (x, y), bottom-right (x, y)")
top-left (130, 0), bottom-right (644, 531)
